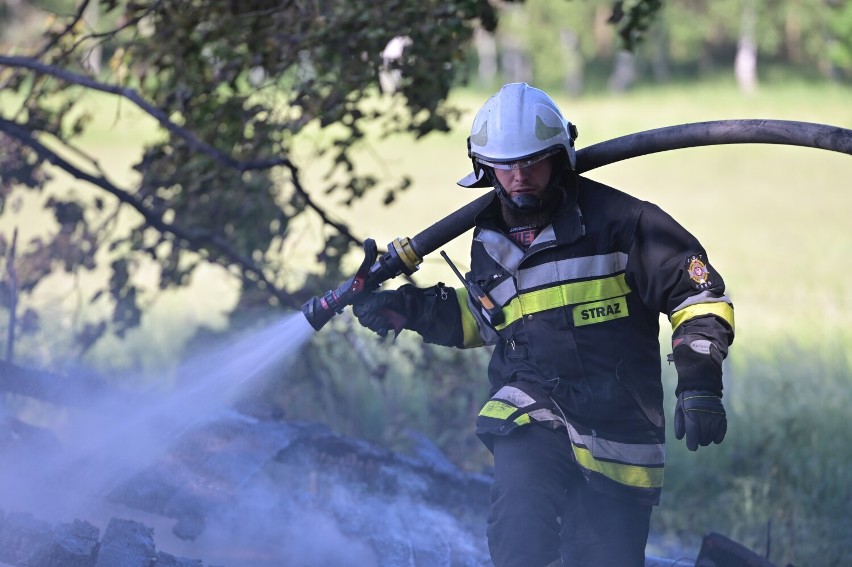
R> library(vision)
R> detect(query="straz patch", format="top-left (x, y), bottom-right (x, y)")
top-left (573, 296), bottom-right (629, 326)
top-left (686, 255), bottom-right (712, 290)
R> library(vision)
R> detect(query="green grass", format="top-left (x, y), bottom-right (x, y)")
top-left (658, 338), bottom-right (852, 565)
top-left (2, 79), bottom-right (851, 564)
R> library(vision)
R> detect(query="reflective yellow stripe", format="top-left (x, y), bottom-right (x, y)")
top-left (671, 301), bottom-right (735, 331)
top-left (478, 400), bottom-right (531, 425)
top-left (455, 288), bottom-right (485, 348)
top-left (572, 445), bottom-right (664, 489)
top-left (496, 274), bottom-right (630, 330)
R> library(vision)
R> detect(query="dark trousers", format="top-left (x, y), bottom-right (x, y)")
top-left (487, 424), bottom-right (652, 567)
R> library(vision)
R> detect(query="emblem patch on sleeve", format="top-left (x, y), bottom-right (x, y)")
top-left (685, 255), bottom-right (712, 290)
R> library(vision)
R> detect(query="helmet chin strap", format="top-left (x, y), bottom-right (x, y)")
top-left (482, 168), bottom-right (542, 212)
top-left (501, 186), bottom-right (543, 212)
top-left (484, 162), bottom-right (565, 214)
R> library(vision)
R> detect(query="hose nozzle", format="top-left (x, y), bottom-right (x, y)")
top-left (301, 236), bottom-right (423, 332)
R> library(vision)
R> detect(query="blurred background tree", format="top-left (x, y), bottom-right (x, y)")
top-left (482, 0), bottom-right (850, 93)
top-left (0, 0), bottom-right (502, 346)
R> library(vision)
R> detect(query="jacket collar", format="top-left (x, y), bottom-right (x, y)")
top-left (473, 176), bottom-right (586, 273)
top-left (474, 174), bottom-right (585, 248)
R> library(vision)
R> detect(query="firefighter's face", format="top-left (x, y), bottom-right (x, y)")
top-left (493, 156), bottom-right (555, 201)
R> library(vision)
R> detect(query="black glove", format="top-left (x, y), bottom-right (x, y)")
top-left (670, 334), bottom-right (724, 394)
top-left (352, 290), bottom-right (408, 337)
top-left (674, 390), bottom-right (727, 451)
top-left (353, 283), bottom-right (464, 346)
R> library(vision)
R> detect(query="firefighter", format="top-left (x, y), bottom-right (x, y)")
top-left (353, 82), bottom-right (734, 567)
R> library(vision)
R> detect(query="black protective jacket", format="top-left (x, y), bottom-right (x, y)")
top-left (409, 175), bottom-right (734, 505)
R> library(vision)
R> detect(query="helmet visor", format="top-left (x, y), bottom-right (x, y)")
top-left (475, 148), bottom-right (561, 171)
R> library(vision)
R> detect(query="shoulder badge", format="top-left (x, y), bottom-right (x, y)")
top-left (686, 255), bottom-right (712, 290)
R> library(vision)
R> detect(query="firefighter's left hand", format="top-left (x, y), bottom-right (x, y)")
top-left (674, 390), bottom-right (727, 451)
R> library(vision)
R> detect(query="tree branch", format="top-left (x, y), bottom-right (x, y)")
top-left (0, 54), bottom-right (364, 247)
top-left (78, 0), bottom-right (164, 41)
top-left (0, 55), bottom-right (274, 170)
top-left (284, 164), bottom-right (363, 246)
top-left (0, 1), bottom-right (91, 92)
top-left (35, 0), bottom-right (92, 61)
top-left (0, 116), bottom-right (295, 306)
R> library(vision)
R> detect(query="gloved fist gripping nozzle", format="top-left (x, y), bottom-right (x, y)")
top-left (674, 390), bottom-right (727, 451)
top-left (352, 290), bottom-right (408, 338)
top-left (301, 237), bottom-right (424, 332)
top-left (352, 284), bottom-right (446, 339)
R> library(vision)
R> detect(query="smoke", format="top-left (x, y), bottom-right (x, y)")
top-left (0, 313), bottom-right (314, 535)
top-left (149, 487), bottom-right (381, 566)
top-left (1, 312), bottom-right (494, 566)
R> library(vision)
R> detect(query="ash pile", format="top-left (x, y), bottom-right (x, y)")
top-left (0, 360), bottom-right (492, 567)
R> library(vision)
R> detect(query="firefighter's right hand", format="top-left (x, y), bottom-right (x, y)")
top-left (352, 291), bottom-right (408, 337)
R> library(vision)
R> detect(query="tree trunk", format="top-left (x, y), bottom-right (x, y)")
top-left (560, 29), bottom-right (584, 95)
top-left (499, 34), bottom-right (532, 84)
top-left (593, 6), bottom-right (614, 58)
top-left (474, 27), bottom-right (498, 86)
top-left (83, 0), bottom-right (102, 75)
top-left (784, 3), bottom-right (803, 64)
top-left (379, 36), bottom-right (412, 93)
top-left (608, 50), bottom-right (636, 92)
top-left (735, 0), bottom-right (758, 94)
top-left (650, 19), bottom-right (670, 83)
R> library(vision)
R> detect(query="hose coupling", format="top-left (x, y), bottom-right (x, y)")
top-left (390, 237), bottom-right (422, 275)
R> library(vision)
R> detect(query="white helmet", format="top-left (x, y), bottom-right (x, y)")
top-left (458, 83), bottom-right (578, 189)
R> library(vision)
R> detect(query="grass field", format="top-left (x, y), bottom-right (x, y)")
top-left (2, 79), bottom-right (851, 564)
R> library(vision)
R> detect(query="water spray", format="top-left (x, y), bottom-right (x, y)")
top-left (0, 313), bottom-right (314, 522)
top-left (301, 119), bottom-right (852, 331)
